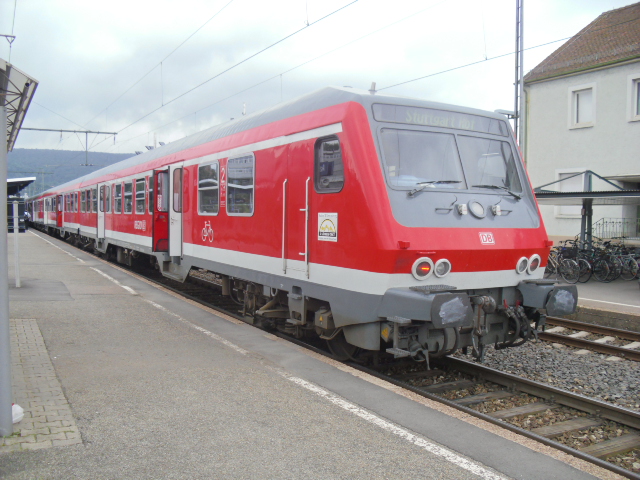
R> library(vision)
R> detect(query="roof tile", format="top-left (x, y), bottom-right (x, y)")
top-left (525, 2), bottom-right (640, 83)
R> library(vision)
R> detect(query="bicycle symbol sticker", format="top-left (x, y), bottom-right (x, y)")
top-left (201, 221), bottom-right (214, 242)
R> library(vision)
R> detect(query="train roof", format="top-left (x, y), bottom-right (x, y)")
top-left (31, 86), bottom-right (510, 198)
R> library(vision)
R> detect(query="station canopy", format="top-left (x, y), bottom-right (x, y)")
top-left (7, 177), bottom-right (35, 196)
top-left (534, 170), bottom-right (640, 245)
top-left (0, 58), bottom-right (38, 152)
top-left (535, 190), bottom-right (640, 206)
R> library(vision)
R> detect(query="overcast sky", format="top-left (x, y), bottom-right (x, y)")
top-left (1, 0), bottom-right (634, 155)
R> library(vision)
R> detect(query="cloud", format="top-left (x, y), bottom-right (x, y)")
top-left (2, 0), bottom-right (633, 153)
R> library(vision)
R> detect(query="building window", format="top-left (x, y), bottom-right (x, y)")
top-left (135, 178), bottom-right (146, 214)
top-left (628, 73), bottom-right (640, 122)
top-left (569, 83), bottom-right (595, 128)
top-left (198, 162), bottom-right (219, 215)
top-left (227, 154), bottom-right (254, 216)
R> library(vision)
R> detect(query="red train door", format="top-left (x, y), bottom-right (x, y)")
top-left (56, 195), bottom-right (63, 227)
top-left (152, 170), bottom-right (169, 252)
top-left (285, 141), bottom-right (314, 278)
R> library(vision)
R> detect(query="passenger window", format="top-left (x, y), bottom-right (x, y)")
top-left (124, 182), bottom-right (133, 213)
top-left (148, 176), bottom-right (154, 213)
top-left (198, 162), bottom-right (219, 215)
top-left (81, 191), bottom-right (86, 213)
top-left (227, 154), bottom-right (254, 216)
top-left (315, 137), bottom-right (344, 193)
top-left (135, 178), bottom-right (145, 214)
top-left (92, 188), bottom-right (97, 213)
top-left (157, 172), bottom-right (169, 212)
top-left (115, 184), bottom-right (122, 213)
top-left (105, 186), bottom-right (111, 213)
top-left (172, 169), bottom-right (182, 213)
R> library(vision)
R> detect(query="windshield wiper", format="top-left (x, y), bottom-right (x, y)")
top-left (407, 180), bottom-right (461, 197)
top-left (472, 184), bottom-right (522, 200)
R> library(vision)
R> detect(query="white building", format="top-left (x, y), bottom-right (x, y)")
top-left (523, 2), bottom-right (640, 242)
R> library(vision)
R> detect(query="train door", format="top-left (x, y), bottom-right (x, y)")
top-left (97, 184), bottom-right (106, 239)
top-left (168, 164), bottom-right (184, 257)
top-left (56, 195), bottom-right (63, 227)
top-left (152, 169), bottom-right (169, 252)
top-left (285, 142), bottom-right (314, 278)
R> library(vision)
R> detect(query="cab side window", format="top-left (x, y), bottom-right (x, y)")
top-left (314, 136), bottom-right (344, 193)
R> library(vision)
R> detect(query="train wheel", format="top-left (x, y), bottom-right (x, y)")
top-left (326, 331), bottom-right (359, 361)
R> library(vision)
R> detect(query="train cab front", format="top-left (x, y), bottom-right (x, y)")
top-left (370, 102), bottom-right (578, 362)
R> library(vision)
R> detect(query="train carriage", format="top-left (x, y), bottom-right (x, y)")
top-left (28, 87), bottom-right (578, 361)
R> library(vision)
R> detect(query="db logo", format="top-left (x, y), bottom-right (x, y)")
top-left (479, 232), bottom-right (495, 245)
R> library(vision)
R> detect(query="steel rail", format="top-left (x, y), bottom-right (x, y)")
top-left (538, 331), bottom-right (640, 362)
top-left (445, 357), bottom-right (640, 429)
top-left (546, 316), bottom-right (640, 342)
top-left (348, 358), bottom-right (640, 480)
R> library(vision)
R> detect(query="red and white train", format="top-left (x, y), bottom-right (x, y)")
top-left (28, 87), bottom-right (577, 361)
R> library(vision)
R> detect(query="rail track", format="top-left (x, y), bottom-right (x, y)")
top-left (540, 317), bottom-right (640, 362)
top-left (353, 357), bottom-right (640, 479)
top-left (41, 233), bottom-right (640, 479)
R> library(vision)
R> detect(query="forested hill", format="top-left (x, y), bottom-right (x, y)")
top-left (8, 148), bottom-right (133, 196)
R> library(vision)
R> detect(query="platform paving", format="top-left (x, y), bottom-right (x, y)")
top-left (0, 231), bottom-right (618, 479)
top-left (1, 318), bottom-right (81, 452)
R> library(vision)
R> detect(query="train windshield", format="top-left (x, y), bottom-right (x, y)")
top-left (380, 129), bottom-right (466, 189)
top-left (379, 128), bottom-right (522, 194)
top-left (457, 135), bottom-right (522, 193)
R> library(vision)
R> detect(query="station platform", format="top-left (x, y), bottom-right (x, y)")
top-left (0, 231), bottom-right (622, 479)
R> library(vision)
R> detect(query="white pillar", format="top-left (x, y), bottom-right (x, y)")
top-left (13, 202), bottom-right (21, 288)
top-left (0, 104), bottom-right (14, 436)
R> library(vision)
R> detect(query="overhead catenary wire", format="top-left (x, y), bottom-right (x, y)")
top-left (72, 11), bottom-right (640, 154)
top-left (33, 6), bottom-right (640, 156)
top-left (103, 33), bottom-right (566, 151)
top-left (80, 0), bottom-right (238, 129)
top-left (95, 0), bottom-right (448, 151)
top-left (379, 14), bottom-right (640, 92)
top-left (113, 0), bottom-right (359, 135)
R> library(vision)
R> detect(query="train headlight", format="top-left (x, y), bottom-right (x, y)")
top-left (468, 201), bottom-right (485, 218)
top-left (528, 254), bottom-right (541, 274)
top-left (516, 257), bottom-right (529, 274)
top-left (412, 257), bottom-right (434, 280)
top-left (434, 259), bottom-right (451, 278)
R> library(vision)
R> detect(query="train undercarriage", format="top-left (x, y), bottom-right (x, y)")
top-left (35, 224), bottom-right (578, 365)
